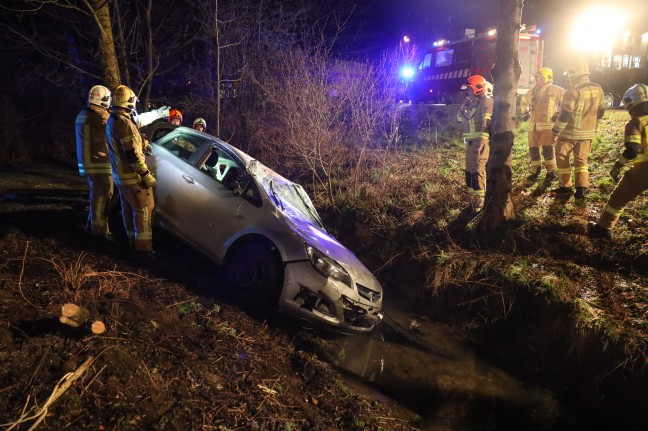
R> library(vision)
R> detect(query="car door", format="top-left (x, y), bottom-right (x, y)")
top-left (151, 133), bottom-right (252, 260)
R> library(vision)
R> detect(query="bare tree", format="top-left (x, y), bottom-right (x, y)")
top-left (89, 0), bottom-right (120, 89)
top-left (478, 0), bottom-right (522, 235)
top-left (1, 0), bottom-right (120, 88)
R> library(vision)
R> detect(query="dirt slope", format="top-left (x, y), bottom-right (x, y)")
top-left (0, 164), bottom-right (419, 431)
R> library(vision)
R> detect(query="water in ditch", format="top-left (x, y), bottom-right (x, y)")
top-left (321, 292), bottom-right (580, 431)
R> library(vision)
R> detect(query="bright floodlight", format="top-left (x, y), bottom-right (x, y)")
top-left (403, 35), bottom-right (410, 43)
top-left (570, 6), bottom-right (627, 52)
top-left (400, 65), bottom-right (415, 79)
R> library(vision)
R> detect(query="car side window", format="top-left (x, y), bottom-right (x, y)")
top-left (159, 134), bottom-right (202, 161)
top-left (200, 148), bottom-right (240, 184)
top-left (200, 147), bottom-right (262, 206)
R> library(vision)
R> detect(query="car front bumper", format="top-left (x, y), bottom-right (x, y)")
top-left (279, 261), bottom-right (383, 333)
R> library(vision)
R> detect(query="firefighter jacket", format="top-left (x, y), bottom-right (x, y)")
top-left (107, 110), bottom-right (149, 186)
top-left (75, 105), bottom-right (111, 176)
top-left (520, 83), bottom-right (565, 130)
top-left (457, 95), bottom-right (493, 141)
top-left (552, 76), bottom-right (605, 140)
top-left (622, 114), bottom-right (648, 164)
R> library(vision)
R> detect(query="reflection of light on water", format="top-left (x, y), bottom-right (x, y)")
top-left (325, 318), bottom-right (563, 429)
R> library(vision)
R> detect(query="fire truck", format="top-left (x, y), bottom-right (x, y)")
top-left (404, 30), bottom-right (544, 104)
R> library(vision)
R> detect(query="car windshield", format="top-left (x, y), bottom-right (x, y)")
top-left (249, 161), bottom-right (325, 230)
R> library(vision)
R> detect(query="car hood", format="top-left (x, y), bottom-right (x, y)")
top-left (287, 214), bottom-right (381, 291)
top-left (247, 159), bottom-right (381, 292)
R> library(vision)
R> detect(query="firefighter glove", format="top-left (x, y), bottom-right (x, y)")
top-left (140, 170), bottom-right (157, 188)
top-left (156, 106), bottom-right (171, 118)
top-left (521, 111), bottom-right (530, 122)
top-left (609, 162), bottom-right (624, 183)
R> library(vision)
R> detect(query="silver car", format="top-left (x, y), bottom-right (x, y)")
top-left (143, 124), bottom-right (383, 332)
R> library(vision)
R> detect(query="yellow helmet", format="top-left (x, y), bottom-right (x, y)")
top-left (87, 85), bottom-right (111, 108)
top-left (621, 83), bottom-right (648, 111)
top-left (564, 59), bottom-right (589, 82)
top-left (112, 85), bottom-right (138, 111)
top-left (535, 67), bottom-right (553, 84)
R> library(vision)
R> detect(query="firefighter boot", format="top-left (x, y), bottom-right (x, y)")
top-left (545, 170), bottom-right (558, 182)
top-left (574, 187), bottom-right (587, 200)
top-left (552, 186), bottom-right (573, 196)
top-left (526, 169), bottom-right (541, 182)
top-left (588, 221), bottom-right (612, 240)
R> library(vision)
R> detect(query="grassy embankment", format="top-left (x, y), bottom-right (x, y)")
top-left (327, 105), bottom-right (646, 375)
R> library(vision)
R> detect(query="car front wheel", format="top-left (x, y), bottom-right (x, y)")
top-left (224, 240), bottom-right (283, 311)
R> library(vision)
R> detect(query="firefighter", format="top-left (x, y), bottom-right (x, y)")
top-left (168, 109), bottom-right (183, 126)
top-left (192, 117), bottom-right (207, 132)
top-left (75, 85), bottom-right (113, 238)
top-left (551, 58), bottom-right (605, 200)
top-left (588, 84), bottom-right (648, 239)
top-left (107, 85), bottom-right (157, 258)
top-left (457, 75), bottom-right (493, 213)
top-left (520, 67), bottom-right (565, 182)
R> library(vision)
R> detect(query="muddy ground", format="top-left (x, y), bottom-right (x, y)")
top-left (0, 164), bottom-right (420, 430)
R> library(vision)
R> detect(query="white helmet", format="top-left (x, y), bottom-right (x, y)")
top-left (88, 85), bottom-right (111, 108)
top-left (112, 85), bottom-right (138, 111)
top-left (564, 58), bottom-right (590, 82)
top-left (484, 81), bottom-right (493, 97)
top-left (193, 117), bottom-right (207, 130)
top-left (621, 83), bottom-right (648, 111)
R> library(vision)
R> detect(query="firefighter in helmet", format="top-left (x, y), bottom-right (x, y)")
top-left (457, 75), bottom-right (494, 213)
top-left (589, 84), bottom-right (648, 239)
top-left (169, 109), bottom-right (183, 126)
top-left (520, 67), bottom-right (566, 182)
top-left (551, 58), bottom-right (605, 200)
top-left (192, 117), bottom-right (207, 132)
top-left (76, 85), bottom-right (113, 238)
top-left (106, 85), bottom-right (157, 258)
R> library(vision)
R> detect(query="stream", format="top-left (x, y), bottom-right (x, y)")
top-left (319, 289), bottom-right (580, 431)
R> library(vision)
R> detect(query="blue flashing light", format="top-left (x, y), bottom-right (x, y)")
top-left (400, 65), bottom-right (415, 79)
top-left (536, 28), bottom-right (542, 34)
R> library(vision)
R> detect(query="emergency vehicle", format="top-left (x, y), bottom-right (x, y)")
top-left (404, 30), bottom-right (544, 104)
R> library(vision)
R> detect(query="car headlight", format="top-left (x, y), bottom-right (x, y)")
top-left (305, 244), bottom-right (352, 288)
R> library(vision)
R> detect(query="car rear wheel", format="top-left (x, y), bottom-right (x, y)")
top-left (224, 240), bottom-right (283, 312)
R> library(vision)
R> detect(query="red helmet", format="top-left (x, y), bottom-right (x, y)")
top-left (168, 109), bottom-right (183, 124)
top-left (461, 75), bottom-right (487, 96)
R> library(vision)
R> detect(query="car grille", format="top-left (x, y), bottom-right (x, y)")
top-left (356, 283), bottom-right (381, 302)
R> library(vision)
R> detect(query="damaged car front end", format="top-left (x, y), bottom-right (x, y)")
top-left (249, 162), bottom-right (383, 333)
top-left (145, 124), bottom-right (383, 333)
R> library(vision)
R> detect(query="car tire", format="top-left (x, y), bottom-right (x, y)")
top-left (224, 240), bottom-right (283, 312)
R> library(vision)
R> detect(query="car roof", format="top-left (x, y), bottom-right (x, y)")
top-left (145, 123), bottom-right (291, 183)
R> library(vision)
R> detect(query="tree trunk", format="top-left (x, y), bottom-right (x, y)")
top-left (90, 0), bottom-right (121, 90)
top-left (215, 0), bottom-right (221, 137)
top-left (478, 0), bottom-right (522, 237)
top-left (112, 0), bottom-right (131, 87)
top-left (141, 0), bottom-right (154, 110)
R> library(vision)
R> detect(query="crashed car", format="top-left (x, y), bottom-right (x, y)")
top-left (142, 123), bottom-right (383, 332)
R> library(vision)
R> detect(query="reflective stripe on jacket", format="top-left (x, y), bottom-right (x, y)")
top-left (457, 95), bottom-right (493, 140)
top-left (630, 115), bottom-right (648, 163)
top-left (75, 105), bottom-right (111, 176)
top-left (553, 77), bottom-right (605, 140)
top-left (520, 83), bottom-right (565, 130)
top-left (107, 111), bottom-right (148, 186)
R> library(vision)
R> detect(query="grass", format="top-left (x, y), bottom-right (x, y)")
top-left (320, 106), bottom-right (647, 370)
